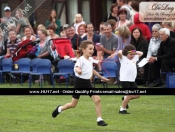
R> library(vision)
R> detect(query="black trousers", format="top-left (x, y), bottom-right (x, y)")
top-left (155, 58), bottom-right (175, 80)
top-left (147, 62), bottom-right (160, 81)
top-left (120, 81), bottom-right (138, 88)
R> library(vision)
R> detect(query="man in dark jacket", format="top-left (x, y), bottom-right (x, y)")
top-left (67, 25), bottom-right (82, 50)
top-left (148, 28), bottom-right (175, 88)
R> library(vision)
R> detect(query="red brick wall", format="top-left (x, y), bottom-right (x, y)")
top-left (35, 0), bottom-right (52, 27)
top-left (8, 0), bottom-right (21, 12)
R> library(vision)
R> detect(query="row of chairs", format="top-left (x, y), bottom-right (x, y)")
top-left (0, 58), bottom-right (75, 88)
top-left (0, 57), bottom-right (120, 88)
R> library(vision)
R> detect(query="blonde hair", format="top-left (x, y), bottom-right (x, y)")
top-left (37, 24), bottom-right (46, 30)
top-left (37, 28), bottom-right (48, 36)
top-left (16, 8), bottom-right (24, 16)
top-left (74, 13), bottom-right (83, 23)
top-left (117, 25), bottom-right (131, 39)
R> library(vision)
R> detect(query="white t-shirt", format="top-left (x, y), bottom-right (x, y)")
top-left (119, 55), bottom-right (139, 82)
top-left (74, 56), bottom-right (94, 79)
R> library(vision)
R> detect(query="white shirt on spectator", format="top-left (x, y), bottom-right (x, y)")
top-left (74, 56), bottom-right (93, 79)
top-left (119, 55), bottom-right (139, 82)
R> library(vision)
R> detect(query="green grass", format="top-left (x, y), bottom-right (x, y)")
top-left (0, 81), bottom-right (122, 88)
top-left (0, 81), bottom-right (144, 88)
top-left (0, 83), bottom-right (175, 132)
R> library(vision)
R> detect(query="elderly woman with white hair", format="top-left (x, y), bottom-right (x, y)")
top-left (148, 27), bottom-right (175, 88)
top-left (146, 24), bottom-right (162, 87)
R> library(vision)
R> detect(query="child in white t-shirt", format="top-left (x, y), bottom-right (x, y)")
top-left (117, 44), bottom-right (143, 114)
top-left (52, 40), bottom-right (109, 126)
top-left (73, 13), bottom-right (86, 34)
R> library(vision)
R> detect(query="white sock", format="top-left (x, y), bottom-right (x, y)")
top-left (120, 106), bottom-right (126, 111)
top-left (97, 117), bottom-right (103, 122)
top-left (58, 106), bottom-right (62, 113)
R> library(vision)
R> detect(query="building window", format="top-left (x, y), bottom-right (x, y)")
top-left (55, 2), bottom-right (66, 25)
top-left (67, 0), bottom-right (78, 24)
top-left (82, 0), bottom-right (90, 23)
top-left (1, 3), bottom-right (8, 18)
top-left (107, 0), bottom-right (113, 14)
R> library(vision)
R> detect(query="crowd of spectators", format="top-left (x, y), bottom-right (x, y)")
top-left (1, 0), bottom-right (175, 88)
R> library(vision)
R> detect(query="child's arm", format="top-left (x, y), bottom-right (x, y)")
top-left (136, 51), bottom-right (143, 58)
top-left (75, 66), bottom-right (82, 75)
top-left (93, 69), bottom-right (109, 82)
top-left (117, 50), bottom-right (123, 59)
top-left (100, 51), bottom-right (104, 60)
top-left (5, 48), bottom-right (11, 57)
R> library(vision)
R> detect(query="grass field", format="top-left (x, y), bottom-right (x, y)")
top-left (0, 83), bottom-right (175, 132)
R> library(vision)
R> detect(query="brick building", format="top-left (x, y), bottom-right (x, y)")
top-left (0, 0), bottom-right (174, 32)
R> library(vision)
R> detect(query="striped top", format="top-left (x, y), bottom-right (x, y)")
top-left (7, 38), bottom-right (21, 55)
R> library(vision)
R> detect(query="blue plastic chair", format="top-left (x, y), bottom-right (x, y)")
top-left (30, 58), bottom-right (42, 86)
top-left (0, 58), bottom-right (13, 84)
top-left (11, 58), bottom-right (31, 85)
top-left (102, 61), bottom-right (119, 88)
top-left (166, 73), bottom-right (175, 88)
top-left (29, 59), bottom-right (53, 88)
top-left (162, 72), bottom-right (175, 88)
top-left (53, 59), bottom-right (74, 88)
top-left (103, 58), bottom-right (116, 62)
top-left (94, 61), bottom-right (119, 88)
top-left (30, 58), bottom-right (41, 73)
top-left (29, 58), bottom-right (42, 86)
top-left (1, 58), bottom-right (13, 72)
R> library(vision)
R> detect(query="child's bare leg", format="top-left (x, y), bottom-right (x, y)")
top-left (91, 95), bottom-right (101, 117)
top-left (91, 95), bottom-right (107, 126)
top-left (122, 95), bottom-right (140, 108)
top-left (120, 95), bottom-right (140, 114)
top-left (121, 95), bottom-right (131, 109)
top-left (61, 98), bottom-right (79, 111)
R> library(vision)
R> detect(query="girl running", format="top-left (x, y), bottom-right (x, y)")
top-left (117, 44), bottom-right (143, 114)
top-left (52, 40), bottom-right (109, 126)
